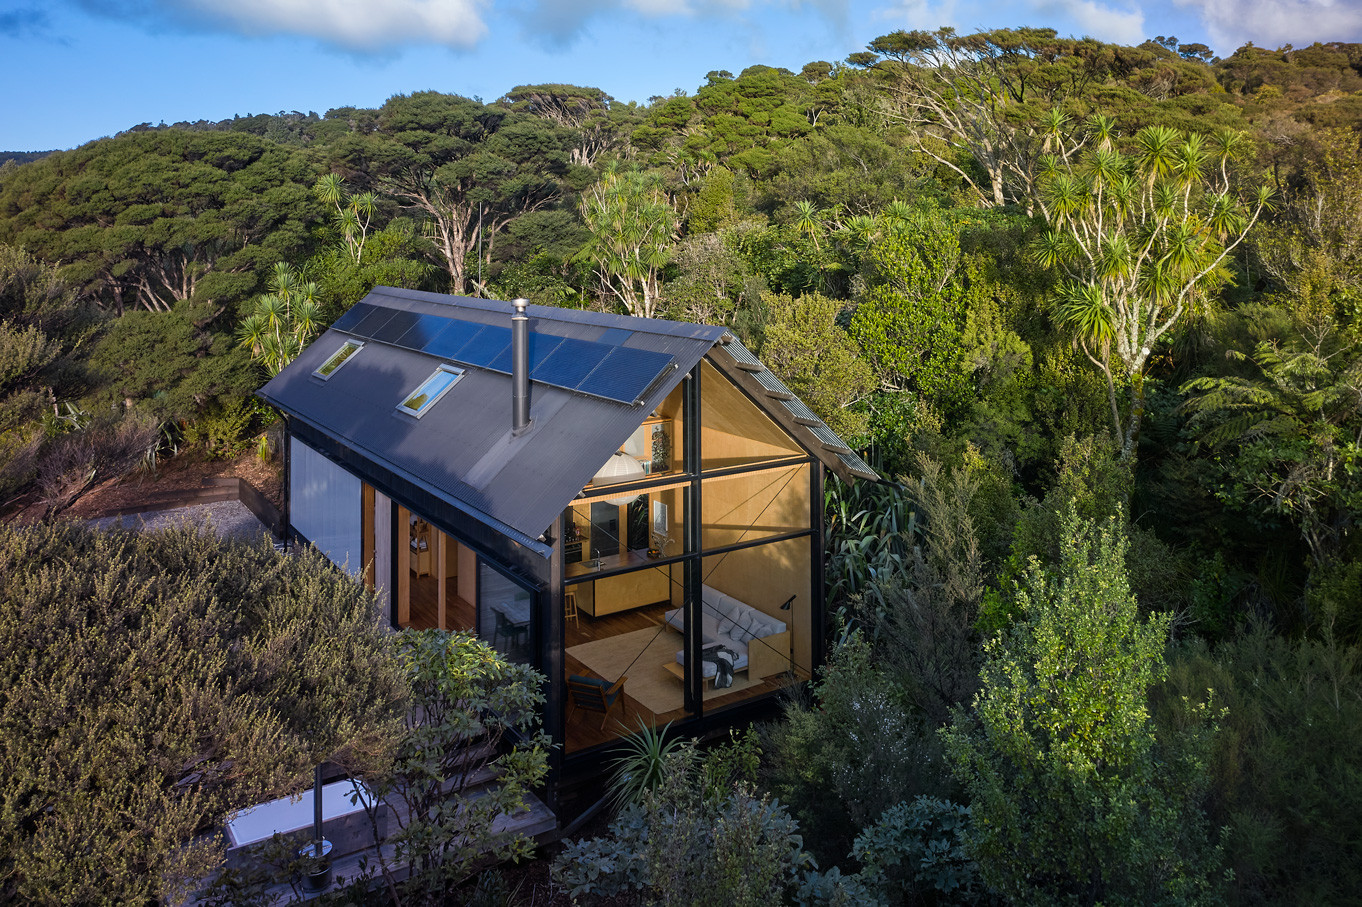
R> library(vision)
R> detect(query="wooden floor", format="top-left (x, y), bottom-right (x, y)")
top-left (562, 602), bottom-right (791, 753)
top-left (403, 571), bottom-right (475, 632)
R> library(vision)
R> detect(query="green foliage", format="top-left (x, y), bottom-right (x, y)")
top-left (1034, 119), bottom-right (1271, 457)
top-left (760, 290), bottom-right (875, 440)
top-left (763, 634), bottom-right (952, 868)
top-left (1161, 626), bottom-right (1362, 905)
top-left (578, 164), bottom-right (677, 317)
top-left (857, 455), bottom-right (985, 724)
top-left (824, 475), bottom-right (916, 607)
top-left (555, 736), bottom-right (831, 906)
top-left (237, 262), bottom-right (322, 376)
top-left (850, 206), bottom-right (987, 418)
top-left (851, 796), bottom-right (982, 905)
top-left (0, 130), bottom-right (322, 313)
top-left (358, 630), bottom-right (548, 903)
top-left (180, 396), bottom-right (260, 459)
top-left (1180, 312), bottom-right (1362, 570)
top-left (86, 303), bottom-right (258, 422)
top-left (944, 507), bottom-right (1223, 905)
top-left (607, 719), bottom-right (691, 808)
top-left (0, 522), bottom-right (404, 905)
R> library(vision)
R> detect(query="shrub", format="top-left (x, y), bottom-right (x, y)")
top-left (943, 507), bottom-right (1223, 905)
top-left (763, 634), bottom-right (953, 867)
top-left (0, 522), bottom-right (404, 905)
top-left (357, 630), bottom-right (549, 905)
top-left (555, 735), bottom-right (855, 906)
top-left (852, 796), bottom-right (982, 905)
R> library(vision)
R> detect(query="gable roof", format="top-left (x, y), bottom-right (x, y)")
top-left (259, 287), bottom-right (876, 555)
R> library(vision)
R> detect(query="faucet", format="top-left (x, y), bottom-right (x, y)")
top-left (591, 548), bottom-right (602, 570)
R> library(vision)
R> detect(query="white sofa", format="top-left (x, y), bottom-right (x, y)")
top-left (664, 584), bottom-right (791, 680)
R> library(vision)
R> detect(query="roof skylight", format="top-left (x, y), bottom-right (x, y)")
top-left (397, 365), bottom-right (465, 418)
top-left (313, 340), bottom-right (363, 380)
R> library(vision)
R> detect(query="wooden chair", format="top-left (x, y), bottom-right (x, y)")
top-left (564, 591), bottom-right (579, 629)
top-left (567, 674), bottom-right (627, 730)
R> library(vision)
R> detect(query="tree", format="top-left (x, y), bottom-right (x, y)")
top-left (943, 508), bottom-right (1221, 904)
top-left (0, 521), bottom-right (405, 904)
top-left (578, 165), bottom-right (677, 318)
top-left (862, 28), bottom-right (1109, 209)
top-left (236, 262), bottom-right (322, 376)
top-left (0, 131), bottom-right (321, 313)
top-left (1180, 311), bottom-right (1362, 570)
top-left (314, 173), bottom-right (377, 264)
top-left (1033, 122), bottom-right (1271, 459)
top-left (760, 290), bottom-right (874, 441)
top-left (850, 205), bottom-right (983, 417)
top-left (357, 630), bottom-right (548, 904)
top-left (345, 93), bottom-right (573, 293)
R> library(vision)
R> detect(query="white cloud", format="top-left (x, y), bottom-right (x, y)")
top-left (1176, 0), bottom-right (1362, 49)
top-left (1036, 0), bottom-right (1143, 43)
top-left (870, 0), bottom-right (1142, 44)
top-left (77, 0), bottom-right (489, 51)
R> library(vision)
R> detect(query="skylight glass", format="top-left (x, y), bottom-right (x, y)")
top-left (397, 365), bottom-right (465, 417)
top-left (313, 340), bottom-right (363, 379)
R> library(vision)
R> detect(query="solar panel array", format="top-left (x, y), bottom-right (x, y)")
top-left (329, 303), bottom-right (677, 406)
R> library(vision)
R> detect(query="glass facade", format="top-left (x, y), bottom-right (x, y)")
top-left (290, 439), bottom-right (362, 572)
top-left (562, 363), bottom-right (816, 754)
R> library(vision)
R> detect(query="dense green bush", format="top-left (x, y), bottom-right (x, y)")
top-left (0, 522), bottom-right (405, 905)
top-left (764, 635), bottom-right (953, 868)
top-left (851, 796), bottom-right (982, 905)
top-left (555, 734), bottom-right (865, 906)
top-left (944, 508), bottom-right (1223, 905)
top-left (1161, 627), bottom-right (1362, 905)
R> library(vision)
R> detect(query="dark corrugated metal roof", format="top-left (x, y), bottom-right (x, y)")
top-left (259, 288), bottom-right (877, 553)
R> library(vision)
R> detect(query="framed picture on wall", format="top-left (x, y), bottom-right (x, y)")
top-left (652, 500), bottom-right (668, 534)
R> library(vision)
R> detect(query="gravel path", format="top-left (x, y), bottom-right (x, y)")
top-left (88, 500), bottom-right (275, 545)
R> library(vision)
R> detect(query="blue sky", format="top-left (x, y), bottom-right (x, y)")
top-left (3, 0), bottom-right (1359, 152)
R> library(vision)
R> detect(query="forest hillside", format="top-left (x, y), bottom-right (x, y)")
top-left (3, 28), bottom-right (1362, 903)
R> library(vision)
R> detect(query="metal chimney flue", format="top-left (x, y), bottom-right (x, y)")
top-left (511, 298), bottom-right (533, 436)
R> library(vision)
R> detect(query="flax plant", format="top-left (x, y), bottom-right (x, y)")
top-left (1033, 123), bottom-right (1271, 459)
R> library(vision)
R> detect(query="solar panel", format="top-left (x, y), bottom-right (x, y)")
top-left (532, 337), bottom-right (611, 387)
top-left (596, 327), bottom-right (633, 345)
top-left (421, 320), bottom-right (485, 359)
top-left (352, 305), bottom-right (398, 338)
top-left (576, 347), bottom-right (676, 403)
top-left (372, 310), bottom-right (421, 344)
top-left (453, 324), bottom-right (511, 369)
top-left (330, 302), bottom-right (376, 334)
top-left (752, 369), bottom-right (794, 400)
top-left (808, 421), bottom-right (852, 453)
top-left (395, 313), bottom-right (452, 350)
top-left (485, 331), bottom-right (564, 374)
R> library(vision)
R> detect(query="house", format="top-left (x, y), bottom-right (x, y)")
top-left (257, 287), bottom-right (877, 791)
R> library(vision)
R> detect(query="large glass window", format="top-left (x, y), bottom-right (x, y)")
top-left (695, 537), bottom-right (811, 713)
top-left (290, 439), bottom-right (361, 572)
top-left (480, 563), bottom-right (533, 665)
top-left (700, 463), bottom-right (810, 550)
top-left (699, 360), bottom-right (802, 471)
